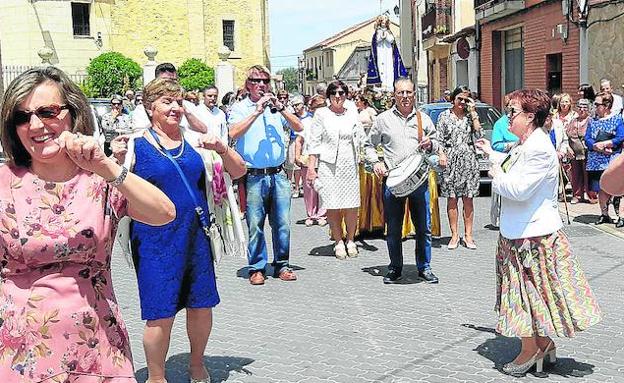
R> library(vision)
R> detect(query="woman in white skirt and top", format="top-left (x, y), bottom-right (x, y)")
top-left (306, 80), bottom-right (366, 259)
top-left (476, 89), bottom-right (602, 377)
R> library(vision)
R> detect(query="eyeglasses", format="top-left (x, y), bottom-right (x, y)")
top-left (577, 105), bottom-right (589, 110)
top-left (594, 102), bottom-right (606, 107)
top-left (112, 102), bottom-right (122, 106)
top-left (330, 90), bottom-right (346, 97)
top-left (13, 104), bottom-right (69, 126)
top-left (505, 106), bottom-right (523, 119)
top-left (278, 95), bottom-right (289, 99)
top-left (248, 78), bottom-right (271, 85)
top-left (457, 97), bottom-right (470, 103)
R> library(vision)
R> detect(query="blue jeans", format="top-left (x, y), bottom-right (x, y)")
top-left (246, 171), bottom-right (292, 274)
top-left (383, 181), bottom-right (432, 273)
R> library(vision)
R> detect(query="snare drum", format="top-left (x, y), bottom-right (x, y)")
top-left (386, 153), bottom-right (430, 197)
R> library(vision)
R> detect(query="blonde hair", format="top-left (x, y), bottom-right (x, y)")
top-left (245, 65), bottom-right (271, 80)
top-left (0, 66), bottom-right (94, 167)
top-left (142, 78), bottom-right (183, 111)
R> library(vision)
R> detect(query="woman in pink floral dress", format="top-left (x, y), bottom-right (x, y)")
top-left (0, 67), bottom-right (175, 382)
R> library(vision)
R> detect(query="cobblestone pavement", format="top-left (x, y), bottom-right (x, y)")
top-left (111, 196), bottom-right (624, 383)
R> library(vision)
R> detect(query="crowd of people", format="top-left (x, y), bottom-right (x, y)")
top-left (0, 62), bottom-right (614, 382)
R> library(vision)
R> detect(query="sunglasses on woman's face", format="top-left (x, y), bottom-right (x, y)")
top-left (505, 106), bottom-right (523, 119)
top-left (330, 90), bottom-right (346, 97)
top-left (13, 104), bottom-right (69, 126)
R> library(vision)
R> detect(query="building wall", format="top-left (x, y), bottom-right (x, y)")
top-left (587, 2), bottom-right (624, 94)
top-left (400, 0), bottom-right (428, 97)
top-left (0, 0), bottom-right (113, 75)
top-left (0, 0), bottom-right (269, 86)
top-left (479, 1), bottom-right (579, 109)
top-left (455, 0), bottom-right (476, 33)
top-left (111, 0), bottom-right (269, 86)
top-left (450, 35), bottom-right (479, 92)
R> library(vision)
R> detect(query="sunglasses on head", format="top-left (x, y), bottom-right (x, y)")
top-left (330, 90), bottom-right (346, 96)
top-left (248, 78), bottom-right (271, 85)
top-left (13, 104), bottom-right (69, 126)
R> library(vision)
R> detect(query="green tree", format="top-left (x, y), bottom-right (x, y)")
top-left (178, 58), bottom-right (215, 91)
top-left (85, 52), bottom-right (142, 97)
top-left (277, 67), bottom-right (299, 93)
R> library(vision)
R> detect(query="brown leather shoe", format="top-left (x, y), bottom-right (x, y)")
top-left (249, 271), bottom-right (265, 285)
top-left (278, 269), bottom-right (297, 281)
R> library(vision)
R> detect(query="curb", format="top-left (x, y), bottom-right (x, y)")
top-left (559, 203), bottom-right (624, 240)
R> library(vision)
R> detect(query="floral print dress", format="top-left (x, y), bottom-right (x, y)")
top-left (0, 166), bottom-right (135, 383)
top-left (437, 109), bottom-right (482, 198)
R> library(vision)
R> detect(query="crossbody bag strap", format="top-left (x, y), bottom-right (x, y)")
top-left (147, 129), bottom-right (214, 245)
top-left (416, 110), bottom-right (423, 141)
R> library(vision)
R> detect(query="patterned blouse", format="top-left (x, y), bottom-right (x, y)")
top-left (0, 166), bottom-right (135, 382)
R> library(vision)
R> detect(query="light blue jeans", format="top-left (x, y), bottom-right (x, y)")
top-left (245, 171), bottom-right (292, 274)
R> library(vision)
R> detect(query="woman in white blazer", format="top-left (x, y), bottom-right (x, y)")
top-left (306, 80), bottom-right (365, 259)
top-left (476, 89), bottom-right (602, 377)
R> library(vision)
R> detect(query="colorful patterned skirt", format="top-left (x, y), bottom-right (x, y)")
top-left (495, 231), bottom-right (602, 338)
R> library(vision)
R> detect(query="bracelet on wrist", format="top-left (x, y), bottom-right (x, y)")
top-left (107, 166), bottom-right (128, 187)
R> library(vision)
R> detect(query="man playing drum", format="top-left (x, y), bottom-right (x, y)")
top-left (364, 77), bottom-right (440, 284)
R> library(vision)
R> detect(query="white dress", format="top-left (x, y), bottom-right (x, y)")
top-left (376, 28), bottom-right (395, 91)
top-left (316, 112), bottom-right (361, 210)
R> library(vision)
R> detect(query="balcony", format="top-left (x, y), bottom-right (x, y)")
top-left (421, 3), bottom-right (452, 48)
top-left (475, 0), bottom-right (525, 22)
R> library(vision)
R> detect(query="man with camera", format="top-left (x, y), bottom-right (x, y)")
top-left (229, 65), bottom-right (303, 285)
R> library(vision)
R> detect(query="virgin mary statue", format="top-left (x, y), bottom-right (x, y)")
top-left (366, 15), bottom-right (408, 91)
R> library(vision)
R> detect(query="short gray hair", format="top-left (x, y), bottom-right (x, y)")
top-left (315, 82), bottom-right (327, 96)
top-left (393, 77), bottom-right (414, 91)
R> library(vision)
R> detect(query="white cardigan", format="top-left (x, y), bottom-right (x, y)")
top-left (491, 128), bottom-right (563, 239)
top-left (306, 106), bottom-right (365, 164)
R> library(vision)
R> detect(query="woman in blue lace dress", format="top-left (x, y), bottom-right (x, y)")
top-left (584, 91), bottom-right (624, 226)
top-left (114, 79), bottom-right (245, 383)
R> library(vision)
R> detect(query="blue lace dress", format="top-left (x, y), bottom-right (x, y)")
top-left (130, 137), bottom-right (220, 321)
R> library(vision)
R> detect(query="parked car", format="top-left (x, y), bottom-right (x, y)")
top-left (419, 102), bottom-right (503, 185)
top-left (88, 98), bottom-right (112, 132)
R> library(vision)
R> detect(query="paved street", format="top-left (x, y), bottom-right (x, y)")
top-left (111, 195), bottom-right (624, 383)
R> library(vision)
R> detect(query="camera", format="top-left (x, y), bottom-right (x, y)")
top-left (266, 101), bottom-right (279, 114)
top-left (259, 91), bottom-right (279, 114)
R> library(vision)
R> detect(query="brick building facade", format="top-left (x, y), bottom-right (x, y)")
top-left (477, 0), bottom-right (580, 109)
